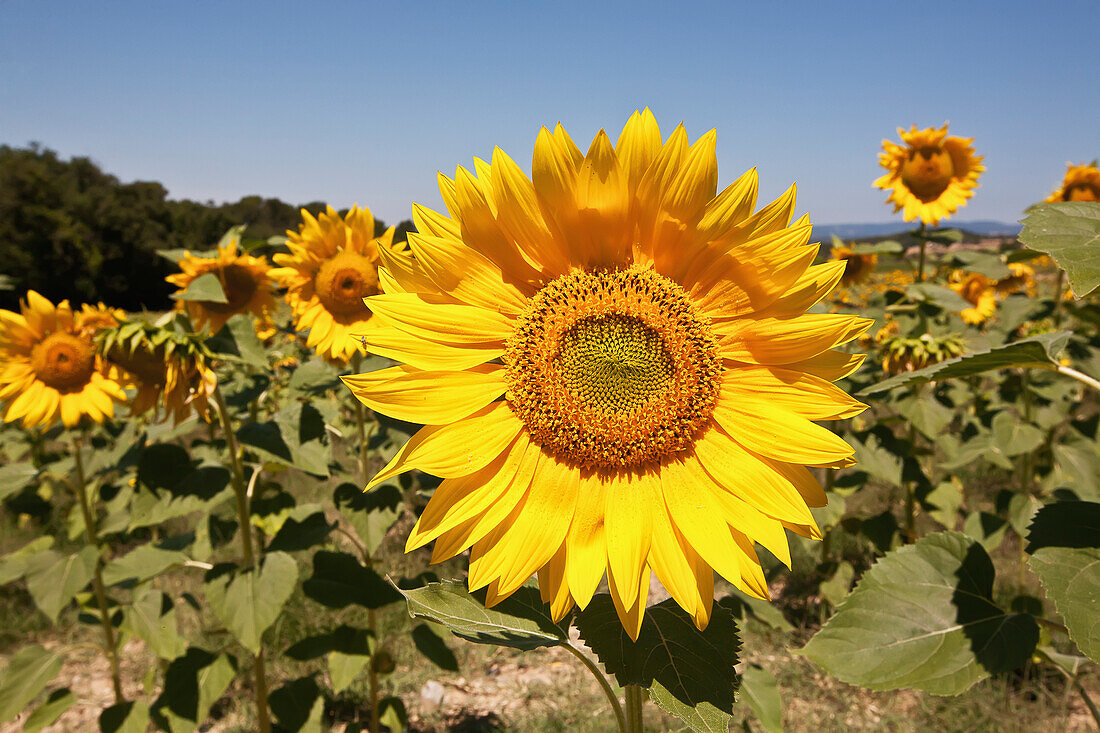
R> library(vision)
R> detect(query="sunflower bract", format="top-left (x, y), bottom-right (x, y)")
top-left (343, 110), bottom-right (871, 639)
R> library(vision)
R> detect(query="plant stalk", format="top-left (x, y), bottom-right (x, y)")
top-left (71, 435), bottom-right (124, 704)
top-left (624, 684), bottom-right (645, 733)
top-left (1052, 269), bottom-right (1066, 325)
top-left (212, 384), bottom-right (272, 733)
top-left (563, 644), bottom-right (627, 733)
top-left (1055, 364), bottom-right (1100, 393)
top-left (916, 223), bottom-right (927, 282)
top-left (904, 422), bottom-right (918, 544)
top-left (1040, 648), bottom-right (1100, 729)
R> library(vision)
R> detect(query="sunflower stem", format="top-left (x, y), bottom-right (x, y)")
top-left (624, 684), bottom-right (646, 732)
top-left (71, 433), bottom-right (124, 704)
top-left (563, 643), bottom-right (627, 733)
top-left (212, 384), bottom-right (272, 733)
top-left (1052, 269), bottom-right (1066, 325)
top-left (1056, 364), bottom-right (1100, 394)
top-left (903, 422), bottom-right (918, 544)
top-left (916, 223), bottom-right (927, 282)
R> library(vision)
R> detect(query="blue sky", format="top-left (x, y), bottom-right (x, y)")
top-left (2, 1), bottom-right (1097, 228)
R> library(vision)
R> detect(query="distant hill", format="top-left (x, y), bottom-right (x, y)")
top-left (815, 220), bottom-right (1021, 241)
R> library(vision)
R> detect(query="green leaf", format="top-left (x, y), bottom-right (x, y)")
top-left (267, 511), bottom-right (334, 553)
top-left (576, 596), bottom-right (741, 732)
top-left (25, 547), bottom-right (98, 623)
top-left (379, 696), bottom-right (408, 733)
top-left (204, 313), bottom-right (266, 369)
top-left (334, 482), bottom-right (403, 556)
top-left (170, 272), bottom-right (227, 303)
top-left (238, 404), bottom-right (331, 477)
top-left (990, 412), bottom-right (1044, 457)
top-left (287, 358), bottom-right (341, 395)
top-left (819, 562), bottom-right (855, 609)
top-left (397, 580), bottom-right (567, 651)
top-left (102, 543), bottom-right (186, 586)
top-left (850, 431), bottom-right (903, 487)
top-left (122, 589), bottom-right (188, 660)
top-left (860, 332), bottom-right (1072, 395)
top-left (849, 240), bottom-right (903, 255)
top-left (269, 677), bottom-right (323, 733)
top-left (23, 688), bottom-right (75, 732)
top-left (962, 511), bottom-right (1008, 552)
top-left (0, 461), bottom-right (38, 500)
top-left (0, 536), bottom-right (54, 585)
top-left (0, 645), bottom-right (65, 722)
top-left (1030, 547), bottom-right (1100, 663)
top-left (1018, 202), bottom-right (1100, 297)
top-left (412, 623), bottom-right (460, 671)
top-left (151, 648), bottom-right (236, 732)
top-left (926, 481), bottom-right (963, 530)
top-left (1026, 501), bottom-right (1100, 552)
top-left (946, 251), bottom-right (1011, 280)
top-left (907, 283), bottom-right (973, 312)
top-left (329, 650), bottom-right (370, 694)
top-left (717, 590), bottom-right (794, 633)
top-left (896, 393), bottom-right (954, 440)
top-left (1052, 436), bottom-right (1100, 501)
top-left (801, 532), bottom-right (1039, 694)
top-left (739, 665), bottom-right (783, 733)
top-left (303, 551), bottom-right (401, 610)
top-left (100, 700), bottom-right (150, 733)
top-left (918, 227), bottom-right (963, 244)
top-left (204, 552), bottom-right (298, 653)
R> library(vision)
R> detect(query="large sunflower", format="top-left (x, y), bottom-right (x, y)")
top-left (949, 271), bottom-right (997, 325)
top-left (344, 111), bottom-right (870, 638)
top-left (166, 236), bottom-right (276, 334)
top-left (1045, 162), bottom-right (1100, 203)
top-left (0, 291), bottom-right (127, 428)
top-left (270, 206), bottom-right (409, 362)
top-left (874, 124), bottom-right (984, 225)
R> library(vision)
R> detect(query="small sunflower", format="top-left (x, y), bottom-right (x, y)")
top-left (344, 111), bottom-right (870, 637)
top-left (949, 271), bottom-right (997, 325)
top-left (1045, 162), bottom-right (1100, 203)
top-left (270, 206), bottom-right (410, 363)
top-left (994, 262), bottom-right (1036, 296)
top-left (0, 291), bottom-right (127, 428)
top-left (166, 235), bottom-right (276, 335)
top-left (829, 243), bottom-right (877, 286)
top-left (75, 303), bottom-right (126, 336)
top-left (102, 321), bottom-right (218, 425)
top-left (874, 124), bottom-right (984, 225)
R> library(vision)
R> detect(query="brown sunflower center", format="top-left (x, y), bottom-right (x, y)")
top-left (30, 332), bottom-right (96, 392)
top-left (108, 344), bottom-right (167, 386)
top-left (203, 264), bottom-right (259, 314)
top-left (841, 255), bottom-right (867, 283)
top-left (504, 266), bottom-right (721, 470)
top-left (1065, 183), bottom-right (1099, 202)
top-left (314, 251), bottom-right (379, 317)
top-left (901, 146), bottom-right (955, 201)
top-left (959, 276), bottom-right (988, 305)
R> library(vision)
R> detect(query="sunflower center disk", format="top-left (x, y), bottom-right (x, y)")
top-left (204, 264), bottom-right (259, 313)
top-left (31, 332), bottom-right (95, 392)
top-left (315, 252), bottom-right (378, 317)
top-left (901, 146), bottom-right (955, 201)
top-left (505, 266), bottom-right (722, 470)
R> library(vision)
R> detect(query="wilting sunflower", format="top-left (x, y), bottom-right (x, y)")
top-left (270, 206), bottom-right (409, 362)
top-left (879, 331), bottom-right (966, 375)
top-left (874, 124), bottom-right (984, 225)
top-left (102, 321), bottom-right (217, 424)
top-left (166, 236), bottom-right (276, 335)
top-left (344, 111), bottom-right (870, 637)
top-left (0, 291), bottom-right (127, 428)
top-left (829, 242), bottom-right (877, 286)
top-left (949, 271), bottom-right (997, 325)
top-left (1045, 162), bottom-right (1100, 203)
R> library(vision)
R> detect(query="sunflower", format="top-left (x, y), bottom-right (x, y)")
top-left (829, 243), bottom-right (877, 286)
top-left (166, 236), bottom-right (276, 335)
top-left (102, 322), bottom-right (217, 425)
top-left (343, 111), bottom-right (870, 638)
top-left (0, 291), bottom-right (127, 428)
top-left (874, 124), bottom-right (984, 225)
top-left (270, 206), bottom-right (410, 363)
top-left (1045, 162), bottom-right (1100, 203)
top-left (75, 303), bottom-right (126, 336)
top-left (949, 271), bottom-right (997, 324)
top-left (994, 262), bottom-right (1036, 296)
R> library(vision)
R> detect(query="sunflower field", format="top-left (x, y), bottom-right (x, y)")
top-left (1, 112), bottom-right (1099, 733)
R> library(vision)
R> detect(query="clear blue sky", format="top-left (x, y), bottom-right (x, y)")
top-left (2, 1), bottom-right (1097, 227)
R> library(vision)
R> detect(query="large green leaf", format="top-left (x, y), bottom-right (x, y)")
top-left (0, 645), bottom-right (65, 722)
top-left (990, 412), bottom-right (1044, 457)
top-left (152, 648), bottom-right (236, 733)
top-left (100, 701), bottom-right (151, 733)
top-left (397, 580), bottom-right (567, 651)
top-left (1018, 202), bottom-right (1100, 297)
top-left (0, 536), bottom-right (54, 585)
top-left (575, 596), bottom-right (741, 732)
top-left (1027, 501), bottom-right (1100, 663)
top-left (24, 547), bottom-right (99, 623)
top-left (860, 332), bottom-right (1072, 395)
top-left (334, 482), bottom-right (403, 556)
top-left (205, 314), bottom-right (266, 369)
top-left (204, 552), bottom-right (298, 653)
top-left (739, 664), bottom-right (783, 733)
top-left (170, 272), bottom-right (227, 303)
top-left (269, 677), bottom-right (323, 733)
top-left (907, 283), bottom-right (972, 312)
top-left (302, 551), bottom-right (401, 610)
top-left (0, 461), bottom-right (37, 500)
top-left (102, 543), bottom-right (186, 586)
top-left (801, 532), bottom-right (1038, 694)
top-left (23, 688), bottom-right (75, 732)
top-left (122, 589), bottom-right (188, 660)
top-left (412, 623), bottom-right (460, 671)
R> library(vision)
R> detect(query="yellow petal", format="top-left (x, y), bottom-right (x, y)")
top-left (718, 314), bottom-right (872, 365)
top-left (565, 469), bottom-right (608, 610)
top-left (362, 324), bottom-right (502, 371)
top-left (712, 398), bottom-right (856, 466)
top-left (343, 364), bottom-right (506, 424)
top-left (614, 108), bottom-right (661, 192)
top-left (406, 232), bottom-right (528, 315)
top-left (720, 367), bottom-right (866, 420)
top-left (365, 293), bottom-right (514, 345)
top-left (604, 470), bottom-right (655, 607)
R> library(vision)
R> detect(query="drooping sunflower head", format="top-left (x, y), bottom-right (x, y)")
top-left (166, 235), bottom-right (276, 335)
top-left (343, 110), bottom-right (871, 638)
top-left (1045, 162), bottom-right (1100, 203)
top-left (829, 243), bottom-right (877, 286)
top-left (0, 291), bottom-right (127, 429)
top-left (994, 261), bottom-right (1036, 296)
top-left (874, 123), bottom-right (984, 225)
top-left (270, 206), bottom-right (410, 363)
top-left (949, 270), bottom-right (997, 325)
top-left (880, 331), bottom-right (966, 375)
top-left (101, 319), bottom-right (218, 425)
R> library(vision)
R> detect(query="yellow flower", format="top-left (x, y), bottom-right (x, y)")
top-left (344, 111), bottom-right (870, 638)
top-left (166, 236), bottom-right (276, 335)
top-left (270, 206), bottom-right (409, 363)
top-left (829, 243), bottom-right (877, 286)
top-left (949, 271), bottom-right (997, 324)
top-left (75, 303), bottom-right (126, 337)
top-left (874, 124), bottom-right (984, 225)
top-left (994, 262), bottom-right (1036, 296)
top-left (1045, 163), bottom-right (1100, 203)
top-left (0, 291), bottom-right (127, 428)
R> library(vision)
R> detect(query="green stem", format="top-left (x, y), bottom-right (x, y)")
top-left (1039, 648), bottom-right (1100, 729)
top-left (624, 684), bottom-right (645, 733)
top-left (904, 422), bottom-right (918, 544)
top-left (212, 385), bottom-right (272, 733)
top-left (1056, 364), bottom-right (1100, 393)
top-left (1053, 269), bottom-right (1066, 326)
top-left (916, 223), bottom-right (927, 282)
top-left (71, 435), bottom-right (124, 704)
top-left (562, 644), bottom-right (627, 733)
